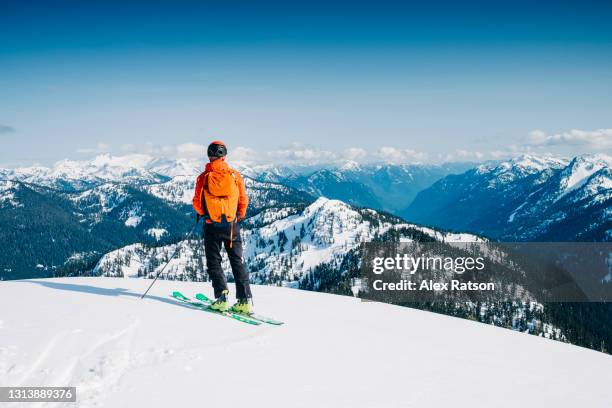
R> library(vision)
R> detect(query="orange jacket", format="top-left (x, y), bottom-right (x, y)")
top-left (192, 158), bottom-right (248, 221)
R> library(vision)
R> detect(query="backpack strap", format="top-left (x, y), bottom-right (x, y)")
top-left (230, 169), bottom-right (239, 186)
top-left (200, 172), bottom-right (211, 221)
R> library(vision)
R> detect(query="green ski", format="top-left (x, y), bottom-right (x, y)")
top-left (195, 293), bottom-right (284, 326)
top-left (171, 291), bottom-right (261, 326)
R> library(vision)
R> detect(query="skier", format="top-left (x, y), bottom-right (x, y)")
top-left (192, 141), bottom-right (252, 314)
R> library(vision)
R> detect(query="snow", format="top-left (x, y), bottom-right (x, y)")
top-left (475, 154), bottom-right (568, 186)
top-left (0, 277), bottom-right (611, 408)
top-left (339, 160), bottom-right (362, 171)
top-left (0, 180), bottom-right (22, 207)
top-left (509, 154), bottom-right (568, 172)
top-left (0, 154), bottom-right (166, 190)
top-left (507, 208), bottom-right (519, 223)
top-left (124, 215), bottom-right (142, 227)
top-left (147, 228), bottom-right (168, 240)
top-left (69, 184), bottom-right (130, 214)
top-left (0, 180), bottom-right (16, 192)
top-left (479, 154), bottom-right (567, 174)
top-left (145, 157), bottom-right (201, 178)
top-left (556, 154), bottom-right (612, 201)
top-left (507, 188), bottom-right (543, 223)
top-left (93, 244), bottom-right (145, 278)
top-left (144, 175), bottom-right (195, 204)
top-left (144, 173), bottom-right (301, 207)
top-left (242, 197), bottom-right (399, 274)
top-left (400, 224), bottom-right (485, 243)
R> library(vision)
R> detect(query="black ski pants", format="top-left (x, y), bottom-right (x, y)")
top-left (204, 222), bottom-right (252, 299)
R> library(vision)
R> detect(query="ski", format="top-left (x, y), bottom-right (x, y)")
top-left (171, 291), bottom-right (261, 326)
top-left (195, 293), bottom-right (284, 325)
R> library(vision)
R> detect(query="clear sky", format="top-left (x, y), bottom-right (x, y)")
top-left (1, 0), bottom-right (611, 166)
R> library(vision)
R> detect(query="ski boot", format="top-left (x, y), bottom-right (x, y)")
top-left (230, 298), bottom-right (251, 315)
top-left (210, 290), bottom-right (230, 312)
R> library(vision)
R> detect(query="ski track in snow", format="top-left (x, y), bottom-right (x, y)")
top-left (8, 323), bottom-right (139, 408)
top-left (1, 277), bottom-right (611, 408)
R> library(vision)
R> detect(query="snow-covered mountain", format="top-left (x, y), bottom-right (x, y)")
top-left (0, 154), bottom-right (320, 280)
top-left (143, 175), bottom-right (196, 204)
top-left (143, 173), bottom-right (314, 213)
top-left (0, 153), bottom-right (316, 210)
top-left (0, 176), bottom-right (313, 280)
top-left (0, 181), bottom-right (112, 279)
top-left (0, 179), bottom-right (22, 208)
top-left (65, 182), bottom-right (192, 232)
top-left (556, 153), bottom-right (611, 201)
top-left (0, 180), bottom-right (194, 280)
top-left (1, 153), bottom-right (467, 214)
top-left (405, 154), bottom-right (611, 241)
top-left (3, 151), bottom-right (610, 284)
top-left (0, 155), bottom-right (171, 191)
top-left (94, 197), bottom-right (482, 284)
top-left (145, 157), bottom-right (202, 178)
top-left (1, 277), bottom-right (610, 408)
top-left (248, 161), bottom-right (473, 214)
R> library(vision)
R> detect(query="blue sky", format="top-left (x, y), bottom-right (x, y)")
top-left (1, 0), bottom-right (611, 166)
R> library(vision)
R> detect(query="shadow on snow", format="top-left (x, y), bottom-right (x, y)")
top-left (18, 279), bottom-right (198, 311)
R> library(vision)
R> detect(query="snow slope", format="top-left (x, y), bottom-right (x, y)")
top-left (1, 277), bottom-right (611, 408)
top-left (0, 180), bottom-right (22, 208)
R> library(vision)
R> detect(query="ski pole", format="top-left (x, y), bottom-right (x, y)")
top-left (140, 216), bottom-right (201, 299)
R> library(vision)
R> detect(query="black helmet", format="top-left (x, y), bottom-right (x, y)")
top-left (207, 141), bottom-right (227, 158)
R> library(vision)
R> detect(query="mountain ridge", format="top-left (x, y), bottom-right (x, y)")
top-left (405, 153), bottom-right (611, 241)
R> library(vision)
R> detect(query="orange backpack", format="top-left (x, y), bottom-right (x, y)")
top-left (202, 168), bottom-right (239, 224)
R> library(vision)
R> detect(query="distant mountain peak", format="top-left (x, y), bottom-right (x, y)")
top-left (509, 154), bottom-right (568, 170)
top-left (339, 160), bottom-right (362, 171)
top-left (474, 154), bottom-right (569, 182)
top-left (304, 196), bottom-right (346, 213)
top-left (568, 153), bottom-right (612, 167)
top-left (557, 153), bottom-right (612, 200)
